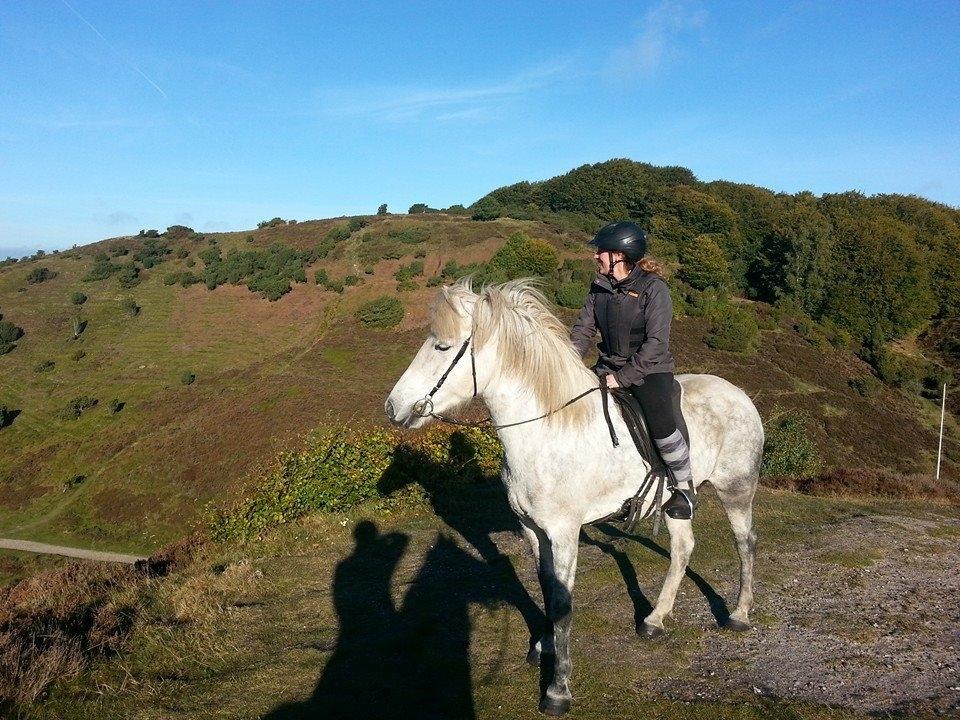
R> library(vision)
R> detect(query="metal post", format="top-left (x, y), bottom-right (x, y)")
top-left (936, 383), bottom-right (947, 481)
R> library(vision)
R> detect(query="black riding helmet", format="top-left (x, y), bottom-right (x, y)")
top-left (588, 221), bottom-right (648, 262)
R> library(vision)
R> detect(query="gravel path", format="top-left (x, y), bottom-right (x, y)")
top-left (645, 511), bottom-right (960, 716)
top-left (0, 538), bottom-right (146, 564)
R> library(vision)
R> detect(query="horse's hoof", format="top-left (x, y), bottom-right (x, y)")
top-left (639, 622), bottom-right (665, 640)
top-left (526, 648), bottom-right (541, 667)
top-left (539, 695), bottom-right (572, 716)
top-left (723, 618), bottom-right (752, 633)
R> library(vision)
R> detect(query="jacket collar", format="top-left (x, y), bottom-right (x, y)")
top-left (592, 264), bottom-right (649, 293)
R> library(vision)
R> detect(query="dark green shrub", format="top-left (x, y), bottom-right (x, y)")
top-left (109, 398), bottom-right (124, 414)
top-left (164, 225), bottom-right (195, 239)
top-left (393, 260), bottom-right (424, 282)
top-left (247, 273), bottom-right (291, 301)
top-left (0, 343), bottom-right (14, 355)
top-left (348, 217), bottom-right (368, 232)
top-left (175, 248), bottom-right (189, 259)
top-left (427, 275), bottom-right (443, 287)
top-left (705, 304), bottom-right (759, 353)
top-left (34, 360), bottom-right (55, 373)
top-left (60, 396), bottom-right (98, 420)
top-left (71, 292), bottom-right (87, 305)
top-left (134, 238), bottom-right (170, 268)
top-left (314, 269), bottom-right (329, 286)
top-left (26, 267), bottom-right (56, 284)
top-left (257, 218), bottom-right (286, 229)
top-left (472, 196), bottom-right (502, 221)
top-left (761, 407), bottom-right (823, 478)
top-left (397, 280), bottom-right (419, 292)
top-left (356, 296), bottom-right (404, 328)
top-left (0, 319), bottom-right (24, 343)
top-left (554, 282), bottom-right (586, 309)
top-left (344, 275), bottom-right (360, 286)
top-left (483, 232), bottom-right (558, 282)
top-left (163, 272), bottom-right (180, 286)
top-left (83, 257), bottom-right (121, 282)
top-left (139, 229), bottom-right (160, 238)
top-left (181, 372), bottom-right (196, 385)
top-left (117, 263), bottom-right (140, 288)
top-left (377, 203), bottom-right (388, 215)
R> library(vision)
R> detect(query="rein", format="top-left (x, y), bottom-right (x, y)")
top-left (411, 335), bottom-right (619, 438)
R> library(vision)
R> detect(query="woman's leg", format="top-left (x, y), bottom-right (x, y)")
top-left (628, 373), bottom-right (694, 519)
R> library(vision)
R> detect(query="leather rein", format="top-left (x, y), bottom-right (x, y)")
top-left (411, 335), bottom-right (621, 442)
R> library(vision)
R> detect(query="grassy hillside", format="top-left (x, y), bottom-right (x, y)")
top-left (0, 179), bottom-right (956, 558)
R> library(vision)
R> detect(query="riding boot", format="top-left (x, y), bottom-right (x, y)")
top-left (653, 429), bottom-right (695, 520)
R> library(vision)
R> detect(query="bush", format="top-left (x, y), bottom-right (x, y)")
top-left (348, 217), bottom-right (368, 232)
top-left (26, 267), bottom-right (56, 284)
top-left (257, 217), bottom-right (286, 229)
top-left (483, 232), bottom-right (558, 282)
top-left (121, 298), bottom-right (140, 316)
top-left (427, 275), bottom-right (443, 287)
top-left (117, 263), bottom-right (140, 289)
top-left (363, 265), bottom-right (374, 275)
top-left (704, 304), bottom-right (759, 353)
top-left (0, 405), bottom-right (15, 428)
top-left (356, 296), bottom-right (404, 328)
top-left (175, 247), bottom-right (189, 259)
top-left (71, 292), bottom-right (87, 305)
top-left (344, 275), bottom-right (361, 286)
top-left (397, 280), bottom-right (419, 292)
top-left (60, 396), bottom-right (98, 420)
top-left (377, 203), bottom-right (388, 215)
top-left (109, 398), bottom-right (124, 414)
top-left (471, 196), bottom-right (502, 221)
top-left (34, 360), bottom-right (55, 373)
top-left (133, 238), bottom-right (170, 268)
top-left (761, 407), bottom-right (823, 478)
top-left (0, 319), bottom-right (24, 344)
top-left (848, 375), bottom-right (882, 397)
top-left (554, 282), bottom-right (586, 309)
top-left (206, 424), bottom-right (502, 541)
top-left (164, 225), bottom-right (195, 239)
top-left (83, 258), bottom-right (121, 282)
top-left (181, 372), bottom-right (196, 385)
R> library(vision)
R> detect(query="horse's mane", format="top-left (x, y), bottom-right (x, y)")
top-left (429, 276), bottom-right (598, 429)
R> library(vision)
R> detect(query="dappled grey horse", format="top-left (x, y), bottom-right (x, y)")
top-left (385, 278), bottom-right (763, 715)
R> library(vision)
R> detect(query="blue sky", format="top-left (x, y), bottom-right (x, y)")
top-left (1, 0), bottom-right (958, 258)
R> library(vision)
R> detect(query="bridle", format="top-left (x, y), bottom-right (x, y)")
top-left (409, 333), bottom-right (618, 440)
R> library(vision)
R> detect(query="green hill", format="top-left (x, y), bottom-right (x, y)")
top-left (0, 160), bottom-right (957, 559)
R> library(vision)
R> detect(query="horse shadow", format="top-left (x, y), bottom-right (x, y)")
top-left (263, 520), bottom-right (514, 720)
top-left (584, 522), bottom-right (732, 629)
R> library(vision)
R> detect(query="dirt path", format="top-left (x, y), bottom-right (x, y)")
top-left (0, 538), bottom-right (146, 564)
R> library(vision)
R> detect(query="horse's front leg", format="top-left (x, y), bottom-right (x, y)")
top-left (538, 522), bottom-right (580, 716)
top-left (519, 516), bottom-right (553, 666)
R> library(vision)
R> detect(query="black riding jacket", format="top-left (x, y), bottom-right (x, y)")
top-left (569, 265), bottom-right (676, 387)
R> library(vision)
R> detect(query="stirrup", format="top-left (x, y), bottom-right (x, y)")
top-left (662, 487), bottom-right (694, 520)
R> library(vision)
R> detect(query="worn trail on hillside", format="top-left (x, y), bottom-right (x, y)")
top-left (0, 538), bottom-right (146, 564)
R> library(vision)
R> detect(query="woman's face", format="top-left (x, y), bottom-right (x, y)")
top-left (594, 249), bottom-right (624, 275)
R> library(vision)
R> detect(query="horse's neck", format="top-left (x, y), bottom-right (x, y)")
top-left (481, 372), bottom-right (602, 462)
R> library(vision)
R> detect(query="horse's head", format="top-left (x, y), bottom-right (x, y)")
top-left (385, 278), bottom-right (483, 429)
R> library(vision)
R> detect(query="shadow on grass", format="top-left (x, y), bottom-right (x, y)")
top-left (590, 522), bottom-right (732, 628)
top-left (263, 521), bottom-right (518, 720)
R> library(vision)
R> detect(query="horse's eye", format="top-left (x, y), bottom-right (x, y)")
top-left (434, 343), bottom-right (451, 352)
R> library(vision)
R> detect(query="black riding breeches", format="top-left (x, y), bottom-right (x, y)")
top-left (626, 372), bottom-right (676, 440)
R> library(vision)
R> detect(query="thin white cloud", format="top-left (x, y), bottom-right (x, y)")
top-left (105, 211), bottom-right (138, 226)
top-left (604, 0), bottom-right (708, 83)
top-left (318, 58), bottom-right (574, 122)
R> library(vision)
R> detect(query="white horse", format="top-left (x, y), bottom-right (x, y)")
top-left (385, 277), bottom-right (763, 716)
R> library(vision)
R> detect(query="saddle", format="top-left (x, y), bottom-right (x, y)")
top-left (592, 379), bottom-right (692, 534)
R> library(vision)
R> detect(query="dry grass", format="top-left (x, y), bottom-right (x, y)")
top-left (763, 467), bottom-right (960, 503)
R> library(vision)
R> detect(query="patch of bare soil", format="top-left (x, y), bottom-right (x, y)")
top-left (646, 511), bottom-right (960, 716)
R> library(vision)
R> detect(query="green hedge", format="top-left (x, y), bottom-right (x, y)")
top-left (356, 296), bottom-right (404, 328)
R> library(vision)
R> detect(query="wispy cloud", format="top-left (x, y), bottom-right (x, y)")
top-left (318, 58), bottom-right (574, 123)
top-left (104, 211), bottom-right (138, 226)
top-left (604, 0), bottom-right (708, 83)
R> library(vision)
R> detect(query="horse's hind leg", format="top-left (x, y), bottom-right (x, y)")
top-left (640, 516), bottom-right (695, 638)
top-left (716, 481), bottom-right (757, 631)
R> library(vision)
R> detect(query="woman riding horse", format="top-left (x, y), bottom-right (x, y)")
top-left (569, 221), bottom-right (694, 520)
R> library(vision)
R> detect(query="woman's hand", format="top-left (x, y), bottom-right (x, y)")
top-left (605, 374), bottom-right (621, 389)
